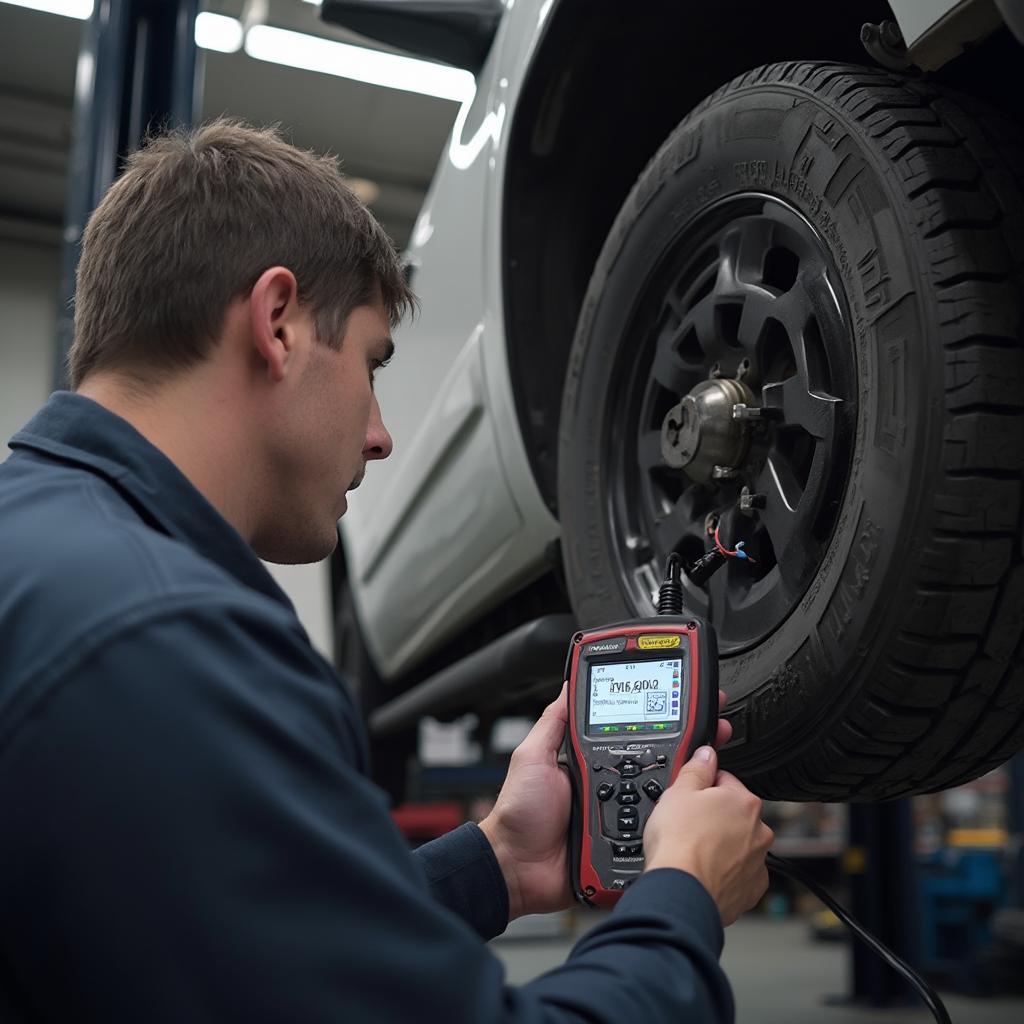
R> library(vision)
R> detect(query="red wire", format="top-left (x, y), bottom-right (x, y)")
top-left (714, 523), bottom-right (757, 564)
top-left (713, 525), bottom-right (736, 556)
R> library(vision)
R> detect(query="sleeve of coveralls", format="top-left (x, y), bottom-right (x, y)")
top-left (0, 597), bottom-right (734, 1024)
top-left (412, 822), bottom-right (511, 940)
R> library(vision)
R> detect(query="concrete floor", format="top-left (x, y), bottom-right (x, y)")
top-left (491, 914), bottom-right (1024, 1023)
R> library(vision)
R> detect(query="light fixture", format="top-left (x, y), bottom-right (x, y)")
top-left (0, 0), bottom-right (92, 18)
top-left (343, 175), bottom-right (380, 205)
top-left (244, 25), bottom-right (475, 104)
top-left (0, 0), bottom-right (474, 105)
top-left (194, 11), bottom-right (243, 53)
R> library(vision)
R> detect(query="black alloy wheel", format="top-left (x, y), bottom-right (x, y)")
top-left (558, 62), bottom-right (1024, 801)
top-left (609, 194), bottom-right (856, 653)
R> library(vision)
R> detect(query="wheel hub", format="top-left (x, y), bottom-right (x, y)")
top-left (660, 377), bottom-right (756, 484)
top-left (605, 193), bottom-right (856, 654)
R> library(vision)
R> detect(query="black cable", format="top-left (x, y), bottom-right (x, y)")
top-left (766, 851), bottom-right (952, 1024)
top-left (657, 552), bottom-right (683, 615)
top-left (684, 547), bottom-right (728, 587)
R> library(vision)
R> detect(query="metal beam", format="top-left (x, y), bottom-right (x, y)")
top-left (54, 0), bottom-right (202, 390)
top-left (369, 614), bottom-right (574, 737)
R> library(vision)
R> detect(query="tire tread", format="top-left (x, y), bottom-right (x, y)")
top-left (723, 63), bottom-right (1024, 800)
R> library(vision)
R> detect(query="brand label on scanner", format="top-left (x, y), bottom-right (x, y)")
top-left (583, 638), bottom-right (627, 656)
top-left (637, 635), bottom-right (681, 650)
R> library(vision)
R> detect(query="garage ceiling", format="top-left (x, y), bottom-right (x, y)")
top-left (0, 0), bottom-right (462, 247)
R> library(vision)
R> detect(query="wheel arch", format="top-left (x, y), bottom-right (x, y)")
top-left (500, 0), bottom-right (1019, 516)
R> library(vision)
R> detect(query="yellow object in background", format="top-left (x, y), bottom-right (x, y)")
top-left (946, 827), bottom-right (1007, 848)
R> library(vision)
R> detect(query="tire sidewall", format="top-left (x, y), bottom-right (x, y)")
top-left (558, 75), bottom-right (939, 770)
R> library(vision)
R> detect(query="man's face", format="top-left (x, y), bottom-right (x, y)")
top-left (255, 298), bottom-right (393, 564)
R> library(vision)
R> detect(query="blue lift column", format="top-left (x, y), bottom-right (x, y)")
top-left (845, 799), bottom-right (921, 1006)
top-left (54, 0), bottom-right (202, 389)
top-left (1009, 754), bottom-right (1024, 907)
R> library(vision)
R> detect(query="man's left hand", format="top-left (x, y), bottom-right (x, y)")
top-left (479, 684), bottom-right (732, 921)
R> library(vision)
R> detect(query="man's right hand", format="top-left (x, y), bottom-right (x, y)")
top-left (643, 746), bottom-right (773, 926)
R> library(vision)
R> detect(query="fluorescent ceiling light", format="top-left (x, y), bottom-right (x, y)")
top-left (344, 175), bottom-right (380, 205)
top-left (195, 11), bottom-right (243, 53)
top-left (245, 25), bottom-right (475, 104)
top-left (1, 0), bottom-right (92, 17)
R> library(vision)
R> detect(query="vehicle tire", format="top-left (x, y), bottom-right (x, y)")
top-left (557, 62), bottom-right (1024, 801)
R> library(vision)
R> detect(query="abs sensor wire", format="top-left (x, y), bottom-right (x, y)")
top-left (765, 852), bottom-right (953, 1024)
top-left (712, 523), bottom-right (755, 563)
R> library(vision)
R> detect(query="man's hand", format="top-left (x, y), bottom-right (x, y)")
top-left (479, 685), bottom-right (734, 922)
top-left (643, 746), bottom-right (773, 925)
top-left (478, 684), bottom-right (573, 922)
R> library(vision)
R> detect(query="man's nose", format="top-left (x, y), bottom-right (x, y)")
top-left (364, 395), bottom-right (393, 461)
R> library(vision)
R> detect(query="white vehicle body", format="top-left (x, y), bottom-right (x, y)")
top-left (341, 0), bottom-right (557, 680)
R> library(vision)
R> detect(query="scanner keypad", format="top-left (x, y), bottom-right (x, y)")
top-left (596, 751), bottom-right (668, 841)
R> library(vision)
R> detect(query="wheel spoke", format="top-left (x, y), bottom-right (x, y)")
top-left (798, 388), bottom-right (840, 441)
top-left (653, 490), bottom-right (701, 553)
top-left (712, 241), bottom-right (745, 303)
top-left (762, 375), bottom-right (838, 440)
top-left (755, 457), bottom-right (799, 562)
top-left (651, 338), bottom-right (697, 395)
top-left (713, 221), bottom-right (783, 358)
top-left (675, 260), bottom-right (720, 313)
top-left (736, 287), bottom-right (776, 351)
top-left (790, 314), bottom-right (815, 383)
top-left (722, 217), bottom-right (778, 286)
top-left (679, 292), bottom-right (718, 354)
top-left (706, 551), bottom-right (732, 626)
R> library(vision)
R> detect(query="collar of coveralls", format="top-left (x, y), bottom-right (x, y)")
top-left (9, 390), bottom-right (293, 611)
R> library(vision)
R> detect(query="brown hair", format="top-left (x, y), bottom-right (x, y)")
top-left (68, 119), bottom-right (414, 388)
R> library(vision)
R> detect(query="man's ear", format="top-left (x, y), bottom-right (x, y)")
top-left (248, 266), bottom-right (302, 383)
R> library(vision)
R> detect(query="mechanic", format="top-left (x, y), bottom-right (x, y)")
top-left (0, 120), bottom-right (772, 1023)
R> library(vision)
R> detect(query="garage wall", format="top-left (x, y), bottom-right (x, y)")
top-left (0, 237), bottom-right (332, 657)
top-left (0, 237), bottom-right (59, 452)
top-left (262, 561), bottom-right (333, 658)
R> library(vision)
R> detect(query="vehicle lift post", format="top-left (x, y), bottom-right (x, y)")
top-left (55, 0), bottom-right (202, 388)
top-left (1009, 753), bottom-right (1024, 907)
top-left (842, 800), bottom-right (922, 1007)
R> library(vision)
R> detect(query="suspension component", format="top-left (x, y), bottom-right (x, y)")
top-left (739, 486), bottom-right (767, 513)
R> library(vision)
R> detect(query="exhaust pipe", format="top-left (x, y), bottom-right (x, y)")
top-left (369, 614), bottom-right (575, 737)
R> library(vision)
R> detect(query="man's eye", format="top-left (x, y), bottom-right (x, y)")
top-left (370, 357), bottom-right (391, 387)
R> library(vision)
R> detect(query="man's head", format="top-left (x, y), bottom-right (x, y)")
top-left (70, 119), bottom-right (414, 563)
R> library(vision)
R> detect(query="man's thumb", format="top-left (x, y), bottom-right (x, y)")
top-left (513, 682), bottom-right (568, 762)
top-left (674, 746), bottom-right (717, 790)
